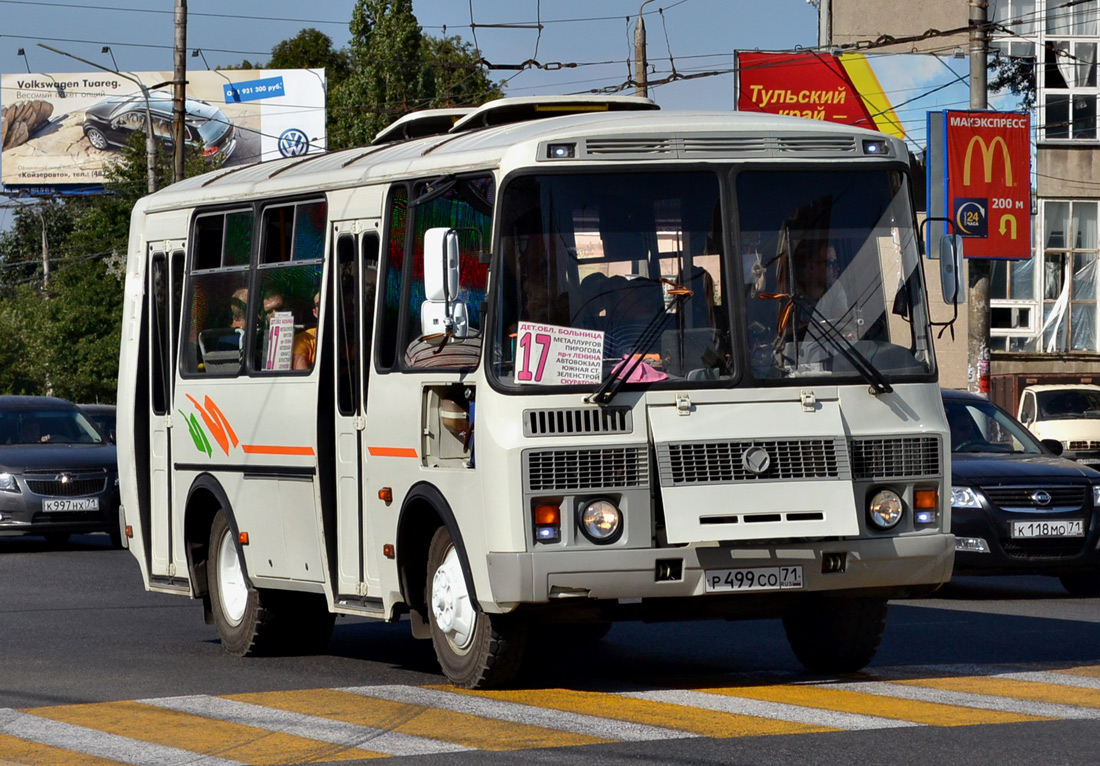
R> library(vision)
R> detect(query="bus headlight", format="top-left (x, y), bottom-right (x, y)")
top-left (868, 489), bottom-right (903, 529)
top-left (578, 499), bottom-right (622, 544)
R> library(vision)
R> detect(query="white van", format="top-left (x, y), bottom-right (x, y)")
top-left (1018, 384), bottom-right (1100, 465)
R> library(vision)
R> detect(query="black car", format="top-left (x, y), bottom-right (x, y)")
top-left (78, 403), bottom-right (116, 444)
top-left (0, 396), bottom-right (121, 547)
top-left (81, 90), bottom-right (236, 160)
top-left (945, 388), bottom-right (1100, 595)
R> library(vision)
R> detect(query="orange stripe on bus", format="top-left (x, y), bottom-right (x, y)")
top-left (240, 444), bottom-right (316, 456)
top-left (368, 446), bottom-right (419, 458)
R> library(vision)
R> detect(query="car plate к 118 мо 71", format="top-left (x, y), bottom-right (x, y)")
top-left (704, 565), bottom-right (804, 592)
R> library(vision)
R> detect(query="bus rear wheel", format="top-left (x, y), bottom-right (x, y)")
top-left (207, 510), bottom-right (334, 656)
top-left (426, 526), bottom-right (527, 689)
top-left (782, 595), bottom-right (887, 674)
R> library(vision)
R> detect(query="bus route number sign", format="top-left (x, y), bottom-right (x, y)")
top-left (514, 322), bottom-right (604, 386)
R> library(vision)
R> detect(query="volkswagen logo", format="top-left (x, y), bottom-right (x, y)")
top-left (278, 128), bottom-right (310, 157)
top-left (1030, 489), bottom-right (1052, 506)
top-left (742, 446), bottom-right (772, 475)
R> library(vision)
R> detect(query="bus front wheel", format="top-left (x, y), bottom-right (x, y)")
top-left (782, 595), bottom-right (887, 674)
top-left (426, 526), bottom-right (527, 688)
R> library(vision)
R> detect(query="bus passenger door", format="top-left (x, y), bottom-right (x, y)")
top-left (333, 225), bottom-right (380, 599)
top-left (148, 243), bottom-right (186, 580)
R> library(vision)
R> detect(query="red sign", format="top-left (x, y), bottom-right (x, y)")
top-left (945, 110), bottom-right (1031, 259)
top-left (737, 51), bottom-right (876, 130)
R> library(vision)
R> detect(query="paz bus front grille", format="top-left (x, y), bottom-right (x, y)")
top-left (656, 438), bottom-right (845, 486)
top-left (849, 436), bottom-right (941, 480)
top-left (524, 447), bottom-right (648, 492)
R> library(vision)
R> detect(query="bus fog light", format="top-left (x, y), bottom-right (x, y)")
top-left (956, 537), bottom-right (990, 553)
top-left (868, 489), bottom-right (903, 529)
top-left (579, 499), bottom-right (622, 544)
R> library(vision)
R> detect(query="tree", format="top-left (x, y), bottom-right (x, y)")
top-left (270, 28), bottom-right (350, 89)
top-left (421, 35), bottom-right (503, 109)
top-left (329, 0), bottom-right (428, 149)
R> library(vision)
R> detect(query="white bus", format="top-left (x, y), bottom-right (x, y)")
top-left (117, 96), bottom-right (961, 688)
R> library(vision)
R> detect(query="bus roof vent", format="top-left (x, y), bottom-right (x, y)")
top-left (450, 95), bottom-right (658, 133)
top-left (523, 407), bottom-right (633, 437)
top-left (681, 136), bottom-right (770, 155)
top-left (777, 136), bottom-right (857, 154)
top-left (371, 108), bottom-right (474, 145)
top-left (585, 137), bottom-right (674, 156)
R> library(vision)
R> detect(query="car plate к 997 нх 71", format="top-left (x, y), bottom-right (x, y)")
top-left (704, 565), bottom-right (804, 593)
top-left (42, 497), bottom-right (99, 512)
top-left (1011, 520), bottom-right (1084, 538)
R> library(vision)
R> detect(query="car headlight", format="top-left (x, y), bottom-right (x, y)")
top-left (1093, 485), bottom-right (1100, 508)
top-left (952, 486), bottom-right (982, 509)
top-left (868, 489), bottom-right (903, 529)
top-left (578, 499), bottom-right (622, 544)
top-left (0, 472), bottom-right (18, 493)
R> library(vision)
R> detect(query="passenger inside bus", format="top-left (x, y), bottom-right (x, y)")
top-left (292, 292), bottom-right (320, 370)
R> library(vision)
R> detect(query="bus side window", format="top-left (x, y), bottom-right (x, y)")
top-left (253, 200), bottom-right (326, 373)
top-left (184, 210), bottom-right (253, 375)
top-left (402, 176), bottom-right (492, 370)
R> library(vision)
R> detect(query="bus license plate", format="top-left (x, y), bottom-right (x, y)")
top-left (705, 566), bottom-right (803, 593)
top-left (1011, 520), bottom-right (1083, 538)
top-left (43, 498), bottom-right (99, 512)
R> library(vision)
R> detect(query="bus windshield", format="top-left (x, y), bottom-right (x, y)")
top-left (490, 168), bottom-right (934, 391)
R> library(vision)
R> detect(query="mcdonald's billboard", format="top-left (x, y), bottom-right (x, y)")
top-left (935, 110), bottom-right (1031, 259)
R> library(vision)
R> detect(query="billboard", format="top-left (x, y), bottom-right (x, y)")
top-left (1, 68), bottom-right (325, 190)
top-left (736, 51), bottom-right (905, 138)
top-left (928, 110), bottom-right (1032, 259)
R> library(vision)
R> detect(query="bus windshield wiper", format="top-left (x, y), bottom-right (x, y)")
top-left (587, 279), bottom-right (691, 405)
top-left (790, 294), bottom-right (893, 395)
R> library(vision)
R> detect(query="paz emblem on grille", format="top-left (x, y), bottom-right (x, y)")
top-left (742, 446), bottom-right (771, 475)
top-left (1030, 489), bottom-right (1052, 506)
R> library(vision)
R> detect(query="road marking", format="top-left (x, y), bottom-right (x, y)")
top-left (0, 708), bottom-right (241, 766)
top-left (344, 684), bottom-right (693, 742)
top-left (619, 688), bottom-right (917, 730)
top-left (3, 663), bottom-right (1100, 765)
top-left (143, 693), bottom-right (467, 757)
top-left (24, 699), bottom-right (382, 764)
top-left (242, 687), bottom-right (613, 751)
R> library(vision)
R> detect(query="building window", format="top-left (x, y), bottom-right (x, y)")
top-left (1039, 200), bottom-right (1099, 351)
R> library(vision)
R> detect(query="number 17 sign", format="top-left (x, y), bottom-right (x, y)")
top-left (514, 322), bottom-right (605, 385)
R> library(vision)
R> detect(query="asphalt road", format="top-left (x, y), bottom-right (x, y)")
top-left (2, 532), bottom-right (1099, 765)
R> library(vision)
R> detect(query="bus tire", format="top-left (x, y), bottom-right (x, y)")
top-left (426, 525), bottom-right (527, 689)
top-left (782, 595), bottom-right (887, 674)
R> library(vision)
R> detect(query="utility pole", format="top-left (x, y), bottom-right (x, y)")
top-left (173, 0), bottom-right (187, 185)
top-left (968, 0), bottom-right (991, 395)
top-left (634, 0), bottom-right (657, 98)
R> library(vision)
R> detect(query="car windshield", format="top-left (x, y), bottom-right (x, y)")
top-left (1036, 389), bottom-right (1100, 419)
top-left (0, 409), bottom-right (105, 446)
top-left (944, 398), bottom-right (1043, 455)
top-left (489, 168), bottom-right (934, 392)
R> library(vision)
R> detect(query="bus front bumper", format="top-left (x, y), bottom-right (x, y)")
top-left (484, 534), bottom-right (955, 610)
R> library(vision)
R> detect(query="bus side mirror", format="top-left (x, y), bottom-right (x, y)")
top-left (939, 234), bottom-right (966, 304)
top-left (422, 228), bottom-right (469, 338)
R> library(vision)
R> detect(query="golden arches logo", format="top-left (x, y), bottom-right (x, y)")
top-left (962, 135), bottom-right (1013, 187)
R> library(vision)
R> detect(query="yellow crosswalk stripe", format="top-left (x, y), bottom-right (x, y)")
top-left (697, 682), bottom-right (1046, 726)
top-left (434, 685), bottom-right (833, 738)
top-left (895, 675), bottom-right (1100, 708)
top-left (0, 733), bottom-right (120, 766)
top-left (24, 700), bottom-right (385, 764)
top-left (228, 689), bottom-right (611, 751)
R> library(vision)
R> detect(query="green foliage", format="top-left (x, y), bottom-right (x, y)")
top-left (988, 53), bottom-right (1036, 110)
top-left (328, 0), bottom-right (502, 149)
top-left (270, 28), bottom-right (350, 89)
